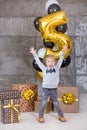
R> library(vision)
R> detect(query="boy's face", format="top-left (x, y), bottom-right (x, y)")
top-left (46, 57), bottom-right (56, 68)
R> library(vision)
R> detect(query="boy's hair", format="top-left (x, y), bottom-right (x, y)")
top-left (44, 54), bottom-right (56, 64)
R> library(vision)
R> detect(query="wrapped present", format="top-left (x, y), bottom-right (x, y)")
top-left (1, 99), bottom-right (20, 124)
top-left (12, 84), bottom-right (38, 112)
top-left (37, 95), bottom-right (52, 102)
top-left (53, 86), bottom-right (79, 113)
top-left (34, 95), bottom-right (52, 113)
top-left (37, 96), bottom-right (42, 101)
top-left (34, 101), bottom-right (52, 113)
top-left (0, 90), bottom-right (21, 100)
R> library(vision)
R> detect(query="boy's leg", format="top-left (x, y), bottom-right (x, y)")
top-left (39, 88), bottom-right (49, 122)
top-left (50, 89), bottom-right (66, 122)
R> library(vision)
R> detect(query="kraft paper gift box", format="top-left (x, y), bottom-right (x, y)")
top-left (0, 90), bottom-right (21, 100)
top-left (37, 96), bottom-right (42, 101)
top-left (12, 84), bottom-right (38, 112)
top-left (34, 96), bottom-right (52, 113)
top-left (34, 101), bottom-right (52, 113)
top-left (53, 86), bottom-right (79, 113)
top-left (1, 99), bottom-right (20, 124)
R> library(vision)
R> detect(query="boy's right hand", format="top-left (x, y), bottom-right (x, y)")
top-left (30, 47), bottom-right (36, 55)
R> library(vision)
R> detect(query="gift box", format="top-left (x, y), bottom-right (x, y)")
top-left (34, 101), bottom-right (52, 113)
top-left (12, 84), bottom-right (38, 112)
top-left (53, 86), bottom-right (79, 113)
top-left (37, 95), bottom-right (52, 102)
top-left (1, 99), bottom-right (20, 124)
top-left (0, 90), bottom-right (21, 100)
top-left (34, 96), bottom-right (52, 113)
top-left (37, 96), bottom-right (42, 101)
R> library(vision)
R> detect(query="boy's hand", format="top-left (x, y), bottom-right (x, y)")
top-left (30, 47), bottom-right (36, 55)
top-left (62, 45), bottom-right (68, 53)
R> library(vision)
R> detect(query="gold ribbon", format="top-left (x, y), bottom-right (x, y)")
top-left (23, 89), bottom-right (35, 100)
top-left (2, 99), bottom-right (20, 123)
top-left (58, 92), bottom-right (79, 104)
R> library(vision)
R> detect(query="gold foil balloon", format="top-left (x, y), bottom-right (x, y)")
top-left (62, 92), bottom-right (76, 104)
top-left (37, 71), bottom-right (43, 81)
top-left (39, 11), bottom-right (73, 59)
top-left (37, 11), bottom-right (73, 80)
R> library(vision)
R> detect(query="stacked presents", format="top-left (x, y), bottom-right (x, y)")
top-left (12, 84), bottom-right (38, 112)
top-left (0, 84), bottom-right (38, 124)
top-left (0, 84), bottom-right (79, 124)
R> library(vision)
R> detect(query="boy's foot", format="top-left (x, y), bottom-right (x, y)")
top-left (59, 116), bottom-right (66, 122)
top-left (38, 117), bottom-right (44, 123)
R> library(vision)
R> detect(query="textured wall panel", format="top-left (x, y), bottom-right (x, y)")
top-left (0, 37), bottom-right (36, 75)
top-left (59, 76), bottom-right (76, 86)
top-left (76, 76), bottom-right (87, 92)
top-left (0, 0), bottom-right (86, 17)
top-left (75, 15), bottom-right (87, 36)
top-left (0, 75), bottom-right (37, 90)
top-left (0, 17), bottom-right (36, 36)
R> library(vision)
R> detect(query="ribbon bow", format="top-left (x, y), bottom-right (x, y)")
top-left (23, 89), bottom-right (35, 100)
top-left (58, 92), bottom-right (79, 104)
top-left (2, 99), bottom-right (20, 123)
top-left (46, 68), bottom-right (56, 74)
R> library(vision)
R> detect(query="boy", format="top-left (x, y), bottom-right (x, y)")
top-left (30, 45), bottom-right (68, 123)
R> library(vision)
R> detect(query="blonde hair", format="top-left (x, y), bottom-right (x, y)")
top-left (44, 54), bottom-right (56, 64)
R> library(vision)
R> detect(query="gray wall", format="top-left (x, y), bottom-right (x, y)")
top-left (0, 0), bottom-right (87, 92)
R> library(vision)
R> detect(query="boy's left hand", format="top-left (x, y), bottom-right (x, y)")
top-left (62, 45), bottom-right (68, 53)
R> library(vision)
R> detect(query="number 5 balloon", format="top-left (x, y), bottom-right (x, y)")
top-left (39, 11), bottom-right (73, 59)
top-left (37, 11), bottom-right (73, 80)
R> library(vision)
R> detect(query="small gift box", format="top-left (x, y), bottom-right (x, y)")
top-left (34, 96), bottom-right (52, 113)
top-left (12, 84), bottom-right (38, 112)
top-left (34, 101), bottom-right (52, 113)
top-left (53, 86), bottom-right (79, 113)
top-left (0, 90), bottom-right (21, 100)
top-left (1, 99), bottom-right (20, 124)
top-left (37, 96), bottom-right (42, 101)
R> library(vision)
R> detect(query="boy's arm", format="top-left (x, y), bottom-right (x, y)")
top-left (56, 51), bottom-right (64, 69)
top-left (33, 53), bottom-right (46, 70)
top-left (56, 45), bottom-right (68, 69)
top-left (30, 47), bottom-right (45, 70)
